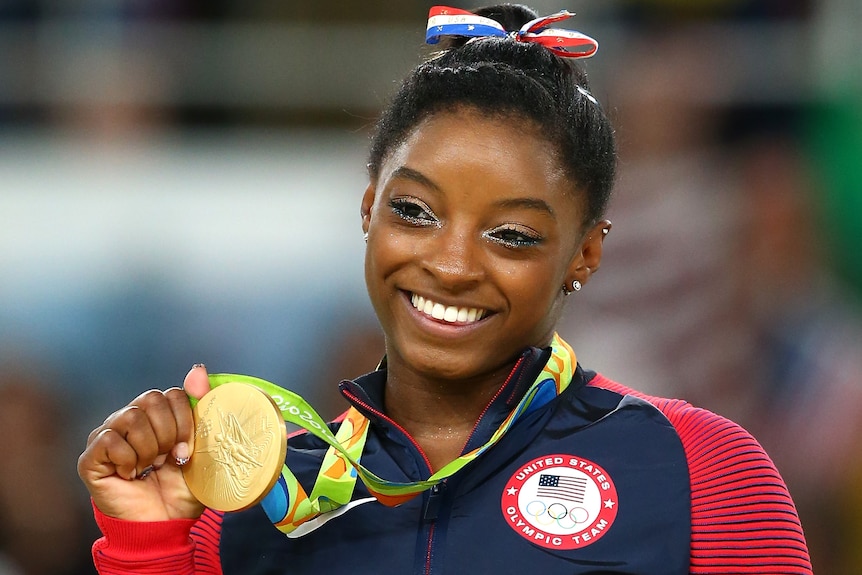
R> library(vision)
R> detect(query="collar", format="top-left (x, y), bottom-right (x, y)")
top-left (338, 344), bottom-right (572, 452)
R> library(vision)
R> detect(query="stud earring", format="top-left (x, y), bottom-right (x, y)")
top-left (562, 280), bottom-right (582, 296)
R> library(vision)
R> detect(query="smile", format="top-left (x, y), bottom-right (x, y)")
top-left (410, 293), bottom-right (488, 324)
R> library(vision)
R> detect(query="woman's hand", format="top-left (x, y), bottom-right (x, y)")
top-left (77, 364), bottom-right (211, 521)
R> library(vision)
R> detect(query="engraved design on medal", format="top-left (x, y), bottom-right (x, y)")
top-left (195, 400), bottom-right (273, 502)
top-left (184, 382), bottom-right (288, 512)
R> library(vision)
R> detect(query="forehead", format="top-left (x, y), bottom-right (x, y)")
top-left (379, 108), bottom-right (579, 206)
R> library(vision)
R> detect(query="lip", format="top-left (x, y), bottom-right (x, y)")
top-left (401, 290), bottom-right (494, 332)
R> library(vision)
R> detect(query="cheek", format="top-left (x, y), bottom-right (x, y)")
top-left (493, 258), bottom-right (561, 309)
top-left (365, 233), bottom-right (414, 287)
top-left (364, 242), bottom-right (392, 321)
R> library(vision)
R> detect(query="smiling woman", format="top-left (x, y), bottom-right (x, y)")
top-left (77, 5), bottom-right (813, 575)
top-left (362, 110), bottom-right (602, 416)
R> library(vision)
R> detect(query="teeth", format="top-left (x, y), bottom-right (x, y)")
top-left (432, 303), bottom-right (445, 320)
top-left (410, 293), bottom-right (486, 324)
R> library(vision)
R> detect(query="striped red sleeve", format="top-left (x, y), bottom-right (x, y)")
top-left (91, 504), bottom-right (224, 575)
top-left (589, 375), bottom-right (813, 575)
top-left (191, 510), bottom-right (225, 575)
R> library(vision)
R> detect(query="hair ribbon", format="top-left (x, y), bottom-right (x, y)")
top-left (426, 5), bottom-right (598, 58)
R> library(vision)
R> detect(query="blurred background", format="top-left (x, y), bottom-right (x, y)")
top-left (0, 1), bottom-right (860, 573)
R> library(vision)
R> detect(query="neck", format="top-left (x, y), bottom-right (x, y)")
top-left (383, 360), bottom-right (515, 472)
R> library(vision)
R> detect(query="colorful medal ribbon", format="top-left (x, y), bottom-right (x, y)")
top-left (425, 5), bottom-right (598, 58)
top-left (205, 333), bottom-right (576, 536)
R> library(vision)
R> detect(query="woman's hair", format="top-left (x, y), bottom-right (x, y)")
top-left (367, 3), bottom-right (617, 227)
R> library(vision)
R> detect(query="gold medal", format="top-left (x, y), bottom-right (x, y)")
top-left (183, 382), bottom-right (287, 512)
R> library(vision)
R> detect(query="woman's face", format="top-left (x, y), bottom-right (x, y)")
top-left (362, 108), bottom-right (602, 382)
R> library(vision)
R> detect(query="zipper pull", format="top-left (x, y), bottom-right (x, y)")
top-left (423, 482), bottom-right (447, 522)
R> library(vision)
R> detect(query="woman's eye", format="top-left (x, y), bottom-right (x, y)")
top-left (389, 198), bottom-right (439, 226)
top-left (485, 226), bottom-right (543, 248)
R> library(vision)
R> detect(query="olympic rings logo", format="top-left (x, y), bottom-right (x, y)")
top-left (525, 500), bottom-right (590, 529)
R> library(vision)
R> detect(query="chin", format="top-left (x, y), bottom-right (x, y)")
top-left (395, 337), bottom-right (515, 382)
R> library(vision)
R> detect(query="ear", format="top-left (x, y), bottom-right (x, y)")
top-left (360, 181), bottom-right (376, 235)
top-left (566, 220), bottom-right (612, 288)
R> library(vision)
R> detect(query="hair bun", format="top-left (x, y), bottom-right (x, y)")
top-left (473, 4), bottom-right (539, 31)
top-left (437, 4), bottom-right (539, 50)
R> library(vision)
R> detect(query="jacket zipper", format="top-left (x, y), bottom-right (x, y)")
top-left (341, 355), bottom-right (530, 575)
top-left (424, 522), bottom-right (436, 575)
top-left (342, 389), bottom-right (443, 575)
top-left (458, 356), bottom-right (525, 454)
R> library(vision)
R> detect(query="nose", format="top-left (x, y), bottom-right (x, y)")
top-left (422, 225), bottom-right (485, 290)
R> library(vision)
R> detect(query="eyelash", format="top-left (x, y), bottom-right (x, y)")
top-left (389, 197), bottom-right (439, 226)
top-left (484, 225), bottom-right (544, 249)
top-left (388, 197), bottom-right (543, 249)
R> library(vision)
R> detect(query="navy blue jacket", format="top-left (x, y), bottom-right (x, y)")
top-left (220, 346), bottom-right (693, 574)
top-left (91, 345), bottom-right (812, 575)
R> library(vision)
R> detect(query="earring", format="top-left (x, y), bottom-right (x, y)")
top-left (562, 280), bottom-right (582, 295)
top-left (364, 232), bottom-right (368, 243)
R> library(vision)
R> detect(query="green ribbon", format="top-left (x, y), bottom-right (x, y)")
top-left (203, 333), bottom-right (576, 535)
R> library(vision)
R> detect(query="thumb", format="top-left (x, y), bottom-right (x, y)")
top-left (183, 363), bottom-right (211, 400)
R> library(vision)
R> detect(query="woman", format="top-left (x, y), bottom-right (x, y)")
top-left (78, 5), bottom-right (813, 574)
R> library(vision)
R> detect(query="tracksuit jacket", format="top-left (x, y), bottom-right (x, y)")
top-left (91, 344), bottom-right (813, 574)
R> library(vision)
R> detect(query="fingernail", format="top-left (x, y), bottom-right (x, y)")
top-left (192, 363), bottom-right (206, 370)
top-left (137, 465), bottom-right (155, 480)
top-left (175, 442), bottom-right (190, 466)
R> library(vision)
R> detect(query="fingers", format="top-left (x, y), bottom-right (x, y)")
top-left (183, 363), bottom-right (211, 400)
top-left (84, 387), bottom-right (193, 480)
top-left (165, 386), bottom-right (195, 464)
top-left (177, 363), bottom-right (211, 464)
top-left (81, 364), bottom-right (208, 487)
top-left (132, 390), bottom-right (179, 459)
top-left (81, 428), bottom-right (140, 481)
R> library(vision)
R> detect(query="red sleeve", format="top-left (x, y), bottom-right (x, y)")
top-left (190, 510), bottom-right (225, 575)
top-left (91, 503), bottom-right (224, 575)
top-left (589, 375), bottom-right (813, 575)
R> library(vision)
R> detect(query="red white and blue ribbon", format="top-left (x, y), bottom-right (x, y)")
top-left (426, 6), bottom-right (598, 59)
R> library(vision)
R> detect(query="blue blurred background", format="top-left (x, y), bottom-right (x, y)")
top-left (1, 1), bottom-right (860, 573)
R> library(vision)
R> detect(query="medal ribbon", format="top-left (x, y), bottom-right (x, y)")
top-left (426, 6), bottom-right (598, 58)
top-left (204, 333), bottom-right (576, 535)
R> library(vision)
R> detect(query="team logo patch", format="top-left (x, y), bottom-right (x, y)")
top-left (501, 454), bottom-right (618, 550)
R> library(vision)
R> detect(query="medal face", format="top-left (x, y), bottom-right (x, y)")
top-left (183, 382), bottom-right (287, 512)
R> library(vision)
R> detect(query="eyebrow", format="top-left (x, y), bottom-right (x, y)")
top-left (389, 165), bottom-right (555, 217)
top-left (494, 197), bottom-right (556, 217)
top-left (389, 166), bottom-right (442, 193)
